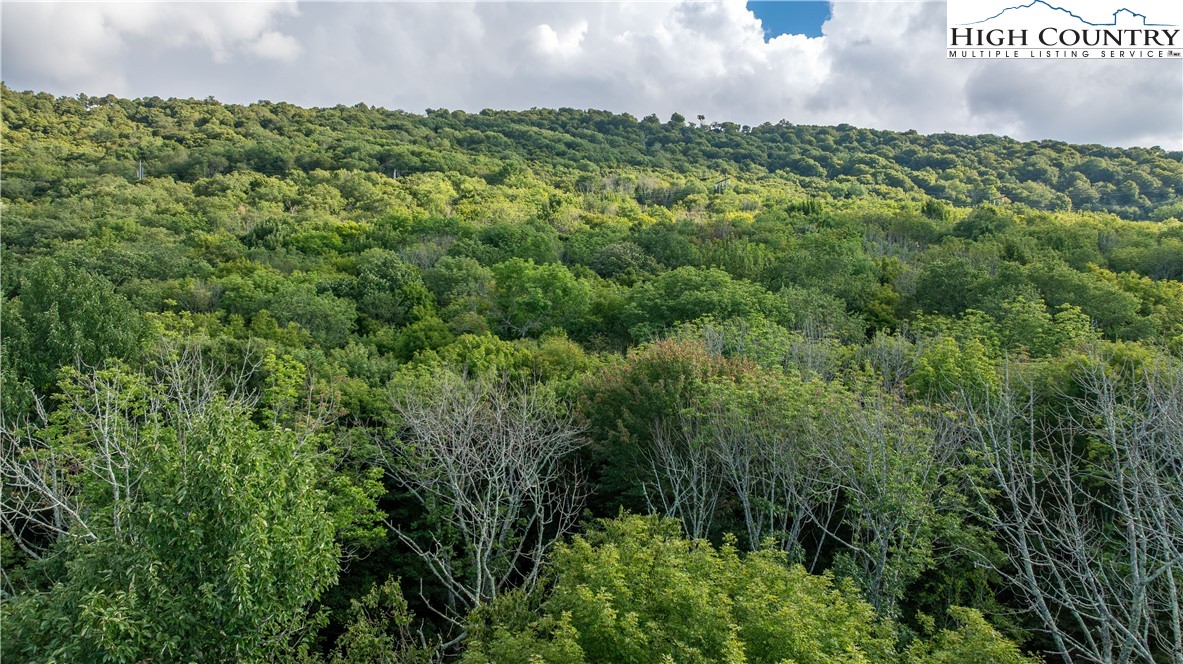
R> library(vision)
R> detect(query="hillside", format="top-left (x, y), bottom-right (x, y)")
top-left (3, 86), bottom-right (1182, 219)
top-left (2, 87), bottom-right (1182, 663)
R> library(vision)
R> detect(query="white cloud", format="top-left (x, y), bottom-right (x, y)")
top-left (532, 20), bottom-right (588, 58)
top-left (248, 30), bottom-right (303, 62)
top-left (1, 0), bottom-right (1179, 149)
top-left (1, 1), bottom-right (300, 92)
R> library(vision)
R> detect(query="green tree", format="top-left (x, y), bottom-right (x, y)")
top-left (1, 352), bottom-right (375, 662)
top-left (327, 577), bottom-right (435, 664)
top-left (952, 205), bottom-right (1015, 240)
top-left (267, 282), bottom-right (358, 347)
top-left (622, 267), bottom-right (789, 340)
top-left (490, 259), bottom-right (591, 338)
top-left (576, 339), bottom-right (748, 514)
top-left (907, 608), bottom-right (1037, 664)
top-left (7, 259), bottom-right (145, 394)
top-left (463, 514), bottom-right (897, 664)
top-left (354, 248), bottom-right (435, 325)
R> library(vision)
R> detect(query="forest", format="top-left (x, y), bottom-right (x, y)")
top-left (1, 85), bottom-right (1182, 663)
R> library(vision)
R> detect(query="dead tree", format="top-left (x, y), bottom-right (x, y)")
top-left (383, 372), bottom-right (587, 631)
top-left (812, 394), bottom-right (957, 618)
top-left (1, 341), bottom-right (266, 562)
top-left (959, 355), bottom-right (1183, 664)
top-left (643, 411), bottom-right (722, 541)
top-left (705, 394), bottom-right (835, 562)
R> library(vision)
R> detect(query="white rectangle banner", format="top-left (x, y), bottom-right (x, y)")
top-left (947, 0), bottom-right (1182, 58)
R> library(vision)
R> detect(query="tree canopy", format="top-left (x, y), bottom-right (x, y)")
top-left (3, 87), bottom-right (1181, 663)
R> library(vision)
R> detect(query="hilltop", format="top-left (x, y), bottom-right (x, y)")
top-left (4, 86), bottom-right (1180, 220)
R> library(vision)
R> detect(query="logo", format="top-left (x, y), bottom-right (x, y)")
top-left (947, 0), bottom-right (1182, 59)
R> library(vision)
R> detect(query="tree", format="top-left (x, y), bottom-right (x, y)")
top-left (462, 515), bottom-right (879, 664)
top-left (906, 607), bottom-right (1038, 664)
top-left (636, 366), bottom-right (839, 556)
top-left (588, 241), bottom-right (660, 283)
top-left (813, 391), bottom-right (958, 618)
top-left (267, 282), bottom-right (358, 348)
top-left (921, 198), bottom-right (953, 221)
top-left (953, 205), bottom-right (1015, 240)
top-left (641, 407), bottom-right (724, 541)
top-left (1, 348), bottom-right (365, 662)
top-left (701, 373), bottom-right (840, 558)
top-left (463, 514), bottom-right (1019, 664)
top-left (576, 339), bottom-right (748, 515)
top-left (472, 221), bottom-right (561, 265)
top-left (1027, 262), bottom-right (1150, 340)
top-left (354, 248), bottom-right (435, 326)
top-left (490, 259), bottom-right (591, 338)
top-left (381, 370), bottom-right (587, 636)
top-left (770, 233), bottom-right (879, 311)
top-left (622, 267), bottom-right (789, 341)
top-left (957, 353), bottom-right (1183, 664)
top-left (993, 295), bottom-right (1097, 357)
top-left (327, 577), bottom-right (436, 664)
top-left (7, 259), bottom-right (145, 395)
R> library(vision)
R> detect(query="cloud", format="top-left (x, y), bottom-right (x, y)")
top-left (1, 1), bottom-right (300, 91)
top-left (532, 20), bottom-right (588, 58)
top-left (248, 30), bottom-right (303, 62)
top-left (1, 0), bottom-right (1179, 149)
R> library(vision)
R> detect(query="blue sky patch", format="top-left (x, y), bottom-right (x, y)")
top-left (748, 1), bottom-right (832, 39)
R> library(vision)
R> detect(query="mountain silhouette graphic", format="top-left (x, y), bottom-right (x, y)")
top-left (963, 1), bottom-right (1175, 27)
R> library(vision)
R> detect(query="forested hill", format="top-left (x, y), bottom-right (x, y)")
top-left (3, 85), bottom-right (1181, 220)
top-left (3, 86), bottom-right (1183, 663)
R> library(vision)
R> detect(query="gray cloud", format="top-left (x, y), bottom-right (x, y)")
top-left (2, 0), bottom-right (1179, 149)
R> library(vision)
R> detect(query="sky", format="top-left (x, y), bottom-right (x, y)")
top-left (2, 0), bottom-right (1181, 150)
top-left (749, 1), bottom-right (831, 38)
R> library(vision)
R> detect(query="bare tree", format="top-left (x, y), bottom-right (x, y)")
top-left (1, 341), bottom-right (270, 562)
top-left (781, 334), bottom-right (845, 381)
top-left (382, 372), bottom-right (587, 633)
top-left (2, 367), bottom-right (159, 561)
top-left (642, 412), bottom-right (722, 541)
top-left (705, 394), bottom-right (835, 562)
top-left (959, 355), bottom-right (1183, 664)
top-left (2, 403), bottom-right (100, 560)
top-left (399, 236), bottom-right (454, 271)
top-left (858, 330), bottom-right (918, 394)
top-left (812, 394), bottom-right (957, 617)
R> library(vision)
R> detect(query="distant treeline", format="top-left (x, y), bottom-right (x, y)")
top-left (4, 85), bottom-right (1182, 219)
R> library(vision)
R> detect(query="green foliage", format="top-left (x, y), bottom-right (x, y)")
top-left (622, 267), bottom-right (790, 340)
top-left (469, 221), bottom-right (561, 265)
top-left (993, 295), bottom-right (1097, 357)
top-left (354, 248), bottom-right (435, 325)
top-left (576, 339), bottom-right (747, 512)
top-left (328, 577), bottom-right (435, 664)
top-left (491, 259), bottom-right (591, 338)
top-left (1027, 261), bottom-right (1150, 340)
top-left (771, 232), bottom-right (879, 310)
top-left (392, 315), bottom-right (455, 361)
top-left (266, 282), bottom-right (357, 347)
top-left (1, 356), bottom-right (376, 662)
top-left (424, 256), bottom-right (494, 306)
top-left (952, 205), bottom-right (1015, 240)
top-left (5, 259), bottom-right (145, 395)
top-left (464, 515), bottom-right (897, 664)
top-left (909, 333), bottom-right (998, 401)
top-left (3, 87), bottom-right (1180, 663)
top-left (907, 608), bottom-right (1038, 664)
top-left (921, 198), bottom-right (953, 221)
top-left (424, 332), bottom-right (535, 378)
top-left (587, 241), bottom-right (660, 283)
